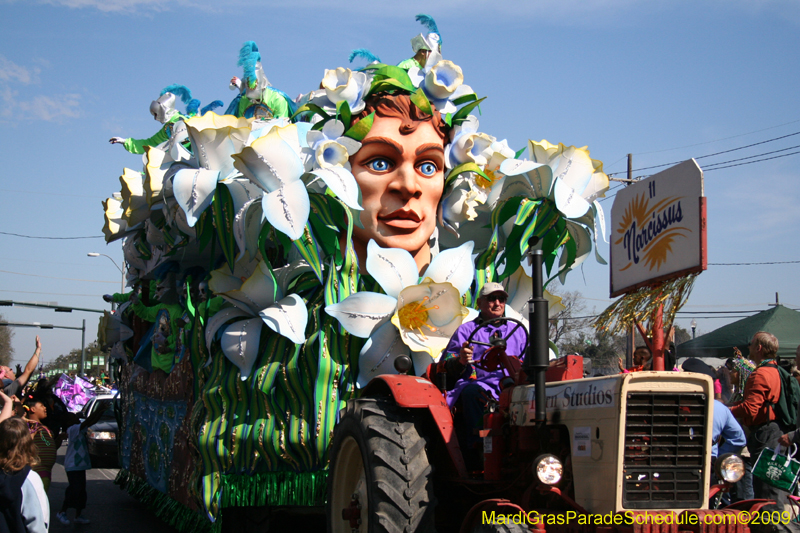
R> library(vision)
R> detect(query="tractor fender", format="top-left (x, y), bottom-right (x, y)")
top-left (361, 374), bottom-right (468, 478)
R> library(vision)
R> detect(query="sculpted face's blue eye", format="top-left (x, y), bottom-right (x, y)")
top-left (367, 158), bottom-right (391, 172)
top-left (418, 162), bottom-right (437, 176)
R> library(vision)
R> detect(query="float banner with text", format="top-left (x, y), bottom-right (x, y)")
top-left (610, 159), bottom-right (706, 297)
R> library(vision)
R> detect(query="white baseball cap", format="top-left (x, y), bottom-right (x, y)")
top-left (478, 282), bottom-right (508, 298)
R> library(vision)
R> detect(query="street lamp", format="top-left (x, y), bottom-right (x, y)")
top-left (690, 319), bottom-right (697, 339)
top-left (88, 253), bottom-right (126, 297)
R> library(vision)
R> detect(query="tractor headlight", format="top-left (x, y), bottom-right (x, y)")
top-left (714, 453), bottom-right (745, 483)
top-left (534, 454), bottom-right (563, 485)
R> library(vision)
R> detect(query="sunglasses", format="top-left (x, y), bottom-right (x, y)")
top-left (484, 295), bottom-right (507, 303)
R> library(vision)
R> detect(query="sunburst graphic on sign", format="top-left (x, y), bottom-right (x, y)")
top-left (614, 192), bottom-right (689, 272)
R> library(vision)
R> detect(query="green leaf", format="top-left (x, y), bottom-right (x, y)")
top-left (444, 113), bottom-right (453, 127)
top-left (362, 62), bottom-right (388, 71)
top-left (344, 111), bottom-right (374, 141)
top-left (311, 116), bottom-right (332, 131)
top-left (370, 66), bottom-right (416, 92)
top-left (452, 93), bottom-right (478, 106)
top-left (410, 88), bottom-right (432, 116)
top-left (451, 97), bottom-right (487, 126)
top-left (212, 183), bottom-right (237, 271)
top-left (290, 103), bottom-right (330, 122)
top-left (196, 209), bottom-right (214, 253)
top-left (514, 147), bottom-right (527, 159)
top-left (446, 162), bottom-right (492, 188)
top-left (292, 227), bottom-right (324, 283)
top-left (336, 100), bottom-right (352, 130)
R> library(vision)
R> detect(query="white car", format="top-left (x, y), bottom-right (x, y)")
top-left (81, 392), bottom-right (119, 467)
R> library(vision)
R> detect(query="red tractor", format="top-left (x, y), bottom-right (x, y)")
top-left (326, 249), bottom-right (770, 533)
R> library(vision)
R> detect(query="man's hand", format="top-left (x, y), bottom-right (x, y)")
top-left (779, 433), bottom-right (793, 448)
top-left (230, 76), bottom-right (242, 90)
top-left (103, 294), bottom-right (113, 303)
top-left (35, 335), bottom-right (41, 354)
top-left (109, 137), bottom-right (125, 144)
top-left (459, 342), bottom-right (473, 366)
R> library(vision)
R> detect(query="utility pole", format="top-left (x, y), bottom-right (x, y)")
top-left (624, 153), bottom-right (634, 370)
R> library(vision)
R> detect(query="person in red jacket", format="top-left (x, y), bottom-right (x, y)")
top-left (729, 331), bottom-right (784, 504)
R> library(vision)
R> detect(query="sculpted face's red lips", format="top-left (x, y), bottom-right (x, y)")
top-left (378, 209), bottom-right (422, 230)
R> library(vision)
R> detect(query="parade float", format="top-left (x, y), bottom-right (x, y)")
top-left (98, 16), bottom-right (611, 531)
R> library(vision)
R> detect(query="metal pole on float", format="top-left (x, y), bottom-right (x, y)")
top-left (525, 237), bottom-right (549, 424)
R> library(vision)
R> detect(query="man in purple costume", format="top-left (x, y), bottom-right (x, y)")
top-left (433, 282), bottom-right (528, 467)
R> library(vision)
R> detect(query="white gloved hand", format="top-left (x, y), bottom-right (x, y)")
top-left (109, 137), bottom-right (125, 145)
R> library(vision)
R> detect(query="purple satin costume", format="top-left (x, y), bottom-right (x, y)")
top-left (442, 319), bottom-right (527, 408)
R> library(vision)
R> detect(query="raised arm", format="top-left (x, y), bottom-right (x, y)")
top-left (16, 336), bottom-right (41, 388)
top-left (0, 391), bottom-right (13, 423)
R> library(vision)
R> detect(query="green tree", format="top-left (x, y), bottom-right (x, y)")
top-left (548, 287), bottom-right (591, 346)
top-left (0, 314), bottom-right (14, 367)
top-left (559, 330), bottom-right (627, 375)
top-left (42, 341), bottom-right (110, 376)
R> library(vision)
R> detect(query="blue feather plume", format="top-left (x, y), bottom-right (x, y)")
top-left (348, 48), bottom-right (381, 64)
top-left (161, 84), bottom-right (192, 104)
top-left (237, 41), bottom-right (261, 87)
top-left (415, 14), bottom-right (441, 41)
top-left (186, 99), bottom-right (200, 116)
top-left (201, 100), bottom-right (224, 115)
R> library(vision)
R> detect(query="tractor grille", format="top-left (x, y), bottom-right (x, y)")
top-left (622, 392), bottom-right (707, 509)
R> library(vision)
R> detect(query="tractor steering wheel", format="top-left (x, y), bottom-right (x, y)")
top-left (465, 317), bottom-right (529, 372)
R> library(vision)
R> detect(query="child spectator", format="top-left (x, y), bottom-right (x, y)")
top-left (56, 409), bottom-right (103, 525)
top-left (0, 417), bottom-right (49, 533)
top-left (23, 397), bottom-right (63, 493)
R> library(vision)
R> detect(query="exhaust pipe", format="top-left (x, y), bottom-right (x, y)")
top-left (524, 237), bottom-right (549, 424)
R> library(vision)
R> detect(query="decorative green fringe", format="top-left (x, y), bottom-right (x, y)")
top-left (219, 470), bottom-right (328, 508)
top-left (115, 469), bottom-right (219, 533)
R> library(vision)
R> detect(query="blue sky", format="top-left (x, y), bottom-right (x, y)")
top-left (1, 0), bottom-right (799, 366)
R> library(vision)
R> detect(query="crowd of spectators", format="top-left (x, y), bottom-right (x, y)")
top-left (1, 337), bottom-right (111, 531)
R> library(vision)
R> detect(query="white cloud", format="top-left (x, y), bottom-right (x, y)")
top-left (0, 55), bottom-right (80, 122)
top-left (0, 55), bottom-right (40, 85)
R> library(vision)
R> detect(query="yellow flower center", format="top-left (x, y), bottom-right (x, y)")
top-left (397, 297), bottom-right (439, 334)
top-left (476, 168), bottom-right (499, 189)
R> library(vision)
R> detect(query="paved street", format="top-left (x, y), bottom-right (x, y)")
top-left (46, 445), bottom-right (327, 532)
top-left (48, 446), bottom-right (181, 533)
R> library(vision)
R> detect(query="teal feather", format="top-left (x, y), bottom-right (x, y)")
top-left (161, 84), bottom-right (192, 104)
top-left (348, 48), bottom-right (381, 64)
top-left (237, 41), bottom-right (261, 85)
top-left (415, 14), bottom-right (441, 42)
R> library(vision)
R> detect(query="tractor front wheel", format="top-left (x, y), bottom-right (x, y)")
top-left (327, 399), bottom-right (436, 533)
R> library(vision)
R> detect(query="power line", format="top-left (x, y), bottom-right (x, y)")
top-left (0, 290), bottom-right (101, 297)
top-left (0, 231), bottom-right (104, 240)
top-left (701, 144), bottom-right (800, 169)
top-left (635, 119), bottom-right (800, 155)
top-left (707, 260), bottom-right (800, 266)
top-left (0, 270), bottom-right (117, 284)
top-left (608, 130), bottom-right (800, 176)
top-left (703, 150), bottom-right (800, 171)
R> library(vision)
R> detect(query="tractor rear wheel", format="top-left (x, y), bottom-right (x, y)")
top-left (327, 399), bottom-right (436, 533)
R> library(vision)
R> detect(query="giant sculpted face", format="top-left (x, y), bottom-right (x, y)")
top-left (350, 95), bottom-right (447, 273)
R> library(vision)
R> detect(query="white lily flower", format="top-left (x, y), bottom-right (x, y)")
top-left (321, 68), bottom-right (370, 114)
top-left (232, 126), bottom-right (309, 240)
top-left (119, 168), bottom-right (150, 228)
top-left (444, 115), bottom-right (496, 169)
top-left (496, 140), bottom-right (609, 220)
top-left (408, 60), bottom-right (476, 114)
top-left (325, 240), bottom-right (474, 386)
top-left (206, 259), bottom-right (309, 380)
top-left (305, 119), bottom-right (362, 171)
top-left (184, 112), bottom-right (251, 179)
